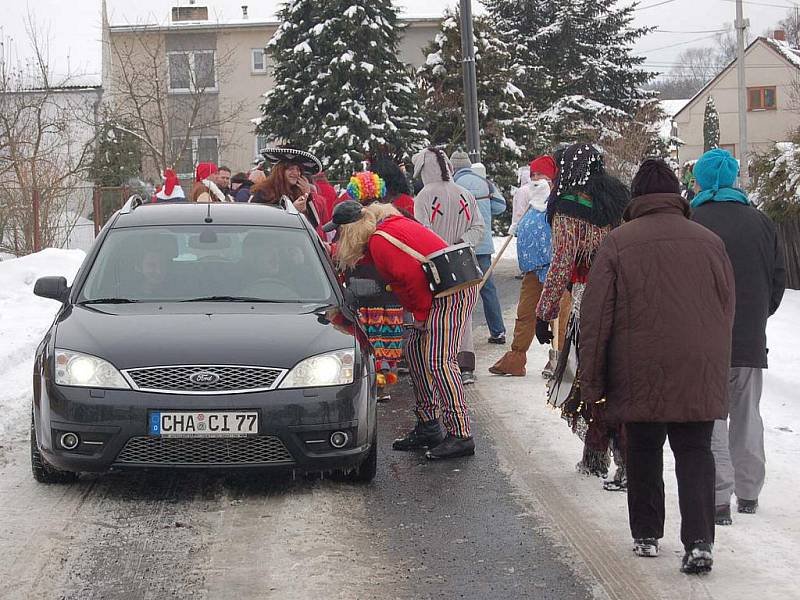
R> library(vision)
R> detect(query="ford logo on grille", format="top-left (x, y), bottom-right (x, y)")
top-left (189, 371), bottom-right (220, 385)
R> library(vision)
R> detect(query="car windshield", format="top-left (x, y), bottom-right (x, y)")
top-left (78, 225), bottom-right (334, 304)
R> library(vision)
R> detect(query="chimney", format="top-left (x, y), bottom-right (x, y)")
top-left (242, 5), bottom-right (248, 19)
top-left (774, 29), bottom-right (787, 42)
top-left (172, 4), bottom-right (209, 22)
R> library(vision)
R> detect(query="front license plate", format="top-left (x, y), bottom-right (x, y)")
top-left (149, 411), bottom-right (259, 438)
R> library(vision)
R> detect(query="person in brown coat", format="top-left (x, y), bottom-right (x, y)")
top-left (579, 159), bottom-right (735, 575)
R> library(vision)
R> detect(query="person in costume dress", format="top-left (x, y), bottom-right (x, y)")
top-left (250, 147), bottom-right (331, 237)
top-left (341, 171), bottom-right (405, 400)
top-left (533, 143), bottom-right (631, 490)
top-left (327, 201), bottom-right (478, 460)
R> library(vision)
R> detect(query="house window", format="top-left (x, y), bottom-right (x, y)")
top-left (747, 86), bottom-right (777, 111)
top-left (168, 51), bottom-right (217, 92)
top-left (171, 137), bottom-right (219, 177)
top-left (251, 48), bottom-right (267, 74)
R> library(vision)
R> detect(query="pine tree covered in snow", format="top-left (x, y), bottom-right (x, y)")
top-left (483, 0), bottom-right (654, 146)
top-left (416, 11), bottom-right (534, 190)
top-left (751, 129), bottom-right (800, 221)
top-left (258, 0), bottom-right (427, 180)
top-left (703, 96), bottom-right (720, 152)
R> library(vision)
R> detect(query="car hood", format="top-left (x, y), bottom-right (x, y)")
top-left (54, 303), bottom-right (357, 370)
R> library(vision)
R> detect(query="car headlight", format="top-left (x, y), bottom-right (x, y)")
top-left (54, 349), bottom-right (130, 389)
top-left (279, 348), bottom-right (355, 389)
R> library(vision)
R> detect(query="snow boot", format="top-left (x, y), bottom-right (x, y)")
top-left (603, 466), bottom-right (627, 492)
top-left (541, 349), bottom-right (559, 379)
top-left (488, 351), bottom-right (527, 377)
top-left (715, 504), bottom-right (732, 526)
top-left (737, 498), bottom-right (758, 514)
top-left (460, 370), bottom-right (476, 385)
top-left (680, 542), bottom-right (713, 574)
top-left (392, 420), bottom-right (446, 451)
top-left (425, 434), bottom-right (475, 460)
top-left (632, 538), bottom-right (659, 558)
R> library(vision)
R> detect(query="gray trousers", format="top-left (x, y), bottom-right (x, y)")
top-left (711, 367), bottom-right (765, 506)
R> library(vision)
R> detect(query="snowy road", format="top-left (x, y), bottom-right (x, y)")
top-left (0, 381), bottom-right (598, 599)
top-left (2, 249), bottom-right (798, 600)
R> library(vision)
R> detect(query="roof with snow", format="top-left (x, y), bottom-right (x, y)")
top-left (657, 98), bottom-right (690, 140)
top-left (107, 0), bottom-right (450, 29)
top-left (674, 37), bottom-right (800, 121)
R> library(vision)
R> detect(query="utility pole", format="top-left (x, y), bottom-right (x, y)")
top-left (735, 0), bottom-right (749, 186)
top-left (459, 0), bottom-right (481, 163)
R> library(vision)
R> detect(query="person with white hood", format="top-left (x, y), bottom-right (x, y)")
top-left (413, 147), bottom-right (485, 384)
top-left (489, 155), bottom-right (560, 377)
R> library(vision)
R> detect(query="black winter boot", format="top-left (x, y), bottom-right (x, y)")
top-left (680, 542), bottom-right (713, 574)
top-left (425, 434), bottom-right (475, 460)
top-left (392, 420), bottom-right (446, 451)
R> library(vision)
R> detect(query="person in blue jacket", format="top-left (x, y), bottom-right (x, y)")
top-left (451, 151), bottom-right (507, 345)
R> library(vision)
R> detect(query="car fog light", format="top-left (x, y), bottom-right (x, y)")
top-left (330, 431), bottom-right (349, 449)
top-left (60, 432), bottom-right (80, 450)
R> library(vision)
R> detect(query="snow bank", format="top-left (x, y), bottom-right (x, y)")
top-left (0, 249), bottom-right (85, 439)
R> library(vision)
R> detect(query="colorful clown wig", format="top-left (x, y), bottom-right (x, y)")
top-left (346, 171), bottom-right (387, 204)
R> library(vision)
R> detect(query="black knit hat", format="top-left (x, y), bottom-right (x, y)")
top-left (631, 159), bottom-right (680, 197)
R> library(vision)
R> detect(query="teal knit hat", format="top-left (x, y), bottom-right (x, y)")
top-left (694, 148), bottom-right (739, 193)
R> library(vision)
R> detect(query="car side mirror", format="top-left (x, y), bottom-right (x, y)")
top-left (33, 276), bottom-right (69, 303)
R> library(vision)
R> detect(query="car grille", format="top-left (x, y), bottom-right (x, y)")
top-left (122, 365), bottom-right (286, 394)
top-left (115, 436), bottom-right (294, 465)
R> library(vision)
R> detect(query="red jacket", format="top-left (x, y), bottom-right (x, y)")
top-left (367, 215), bottom-right (447, 321)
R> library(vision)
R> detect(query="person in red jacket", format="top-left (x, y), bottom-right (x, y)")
top-left (325, 201), bottom-right (478, 460)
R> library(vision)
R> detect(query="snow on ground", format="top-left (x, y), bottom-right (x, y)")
top-left (0, 249), bottom-right (85, 439)
top-left (475, 283), bottom-right (800, 599)
top-left (492, 235), bottom-right (517, 262)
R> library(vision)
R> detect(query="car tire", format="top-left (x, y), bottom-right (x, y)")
top-left (347, 428), bottom-right (377, 484)
top-left (30, 413), bottom-right (78, 484)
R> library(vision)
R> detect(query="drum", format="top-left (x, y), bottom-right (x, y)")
top-left (422, 243), bottom-right (483, 298)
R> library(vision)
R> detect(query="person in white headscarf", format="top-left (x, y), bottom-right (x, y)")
top-left (489, 155), bottom-right (560, 378)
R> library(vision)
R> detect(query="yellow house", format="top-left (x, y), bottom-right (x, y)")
top-left (103, 2), bottom-right (440, 180)
top-left (674, 33), bottom-right (800, 166)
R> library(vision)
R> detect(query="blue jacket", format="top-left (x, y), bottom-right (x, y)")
top-left (453, 168), bottom-right (506, 255)
top-left (516, 208), bottom-right (551, 281)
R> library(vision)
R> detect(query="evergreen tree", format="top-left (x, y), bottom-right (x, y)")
top-left (89, 120), bottom-right (143, 186)
top-left (483, 0), bottom-right (654, 146)
top-left (258, 0), bottom-right (427, 181)
top-left (703, 96), bottom-right (720, 152)
top-left (416, 11), bottom-right (535, 190)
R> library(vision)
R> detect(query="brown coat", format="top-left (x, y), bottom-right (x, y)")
top-left (579, 193), bottom-right (735, 423)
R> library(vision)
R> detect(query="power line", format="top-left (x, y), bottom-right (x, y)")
top-left (636, 0), bottom-right (679, 10)
top-left (642, 33), bottom-right (721, 52)
top-left (653, 28), bottom-right (729, 33)
top-left (718, 0), bottom-right (798, 8)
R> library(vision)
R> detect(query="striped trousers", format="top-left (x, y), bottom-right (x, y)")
top-left (405, 287), bottom-right (478, 438)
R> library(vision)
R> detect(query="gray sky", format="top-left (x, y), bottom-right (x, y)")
top-left (0, 0), bottom-right (796, 81)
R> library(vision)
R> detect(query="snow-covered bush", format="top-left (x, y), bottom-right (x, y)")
top-left (751, 130), bottom-right (800, 221)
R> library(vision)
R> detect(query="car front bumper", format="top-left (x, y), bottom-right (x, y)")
top-left (34, 375), bottom-right (376, 473)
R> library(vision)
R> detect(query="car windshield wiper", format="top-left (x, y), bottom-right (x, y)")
top-left (79, 298), bottom-right (139, 304)
top-left (180, 295), bottom-right (289, 303)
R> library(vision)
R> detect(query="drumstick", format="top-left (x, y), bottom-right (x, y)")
top-left (478, 234), bottom-right (514, 291)
top-left (478, 205), bottom-right (530, 291)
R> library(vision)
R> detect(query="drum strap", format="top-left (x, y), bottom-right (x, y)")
top-left (373, 231), bottom-right (430, 264)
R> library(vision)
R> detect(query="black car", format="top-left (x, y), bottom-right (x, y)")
top-left (31, 199), bottom-right (377, 482)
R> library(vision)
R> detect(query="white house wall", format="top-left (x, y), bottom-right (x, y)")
top-left (675, 41), bottom-right (799, 164)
